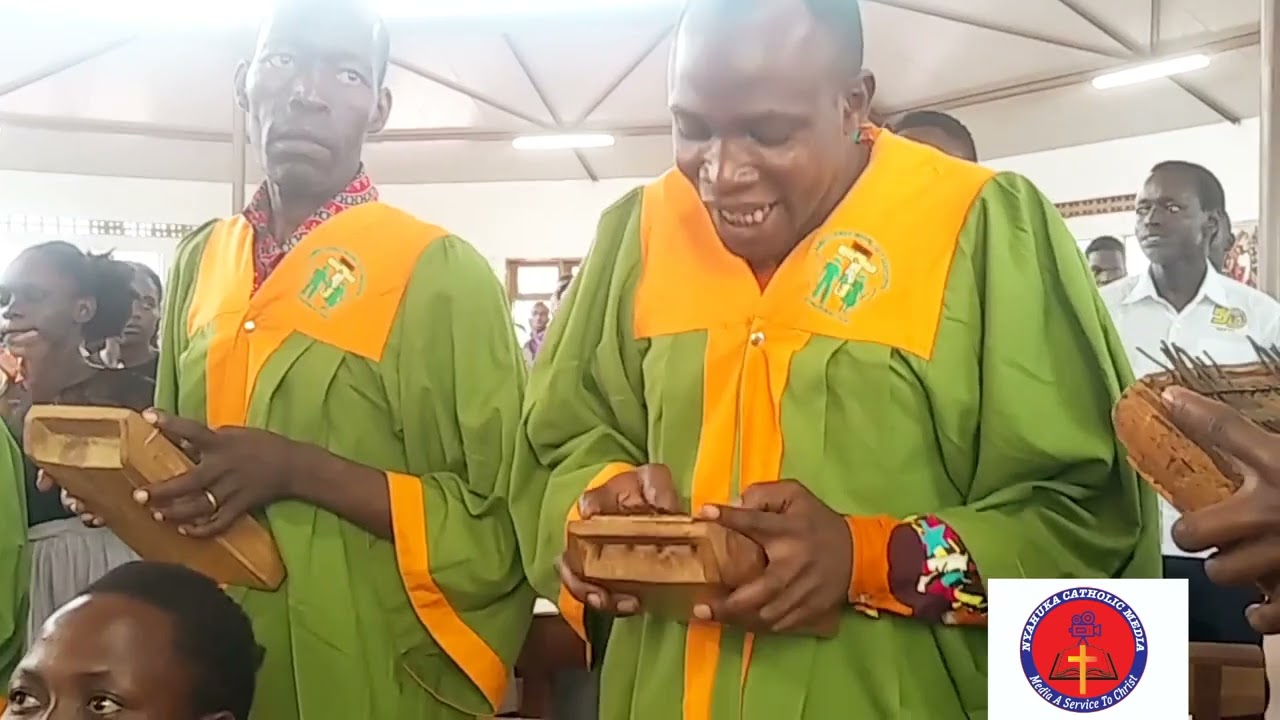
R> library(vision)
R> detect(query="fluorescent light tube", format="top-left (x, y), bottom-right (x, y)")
top-left (1091, 54), bottom-right (1211, 90)
top-left (512, 133), bottom-right (616, 150)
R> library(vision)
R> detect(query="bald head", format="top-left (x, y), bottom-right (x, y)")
top-left (676, 0), bottom-right (864, 78)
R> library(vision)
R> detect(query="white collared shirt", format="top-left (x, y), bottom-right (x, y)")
top-left (1100, 266), bottom-right (1280, 557)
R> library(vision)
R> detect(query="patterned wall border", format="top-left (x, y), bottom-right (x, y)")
top-left (0, 214), bottom-right (198, 240)
top-left (1054, 194), bottom-right (1137, 219)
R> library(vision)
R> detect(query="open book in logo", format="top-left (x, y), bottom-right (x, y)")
top-left (1047, 612), bottom-right (1120, 694)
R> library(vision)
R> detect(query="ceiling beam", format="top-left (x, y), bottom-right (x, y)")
top-left (388, 56), bottom-right (551, 128)
top-left (885, 26), bottom-right (1258, 116)
top-left (0, 37), bottom-right (136, 99)
top-left (1055, 0), bottom-right (1240, 124)
top-left (1151, 0), bottom-right (1163, 50)
top-left (502, 34), bottom-right (598, 181)
top-left (573, 24), bottom-right (674, 125)
top-left (863, 0), bottom-right (1129, 59)
top-left (0, 112), bottom-right (671, 144)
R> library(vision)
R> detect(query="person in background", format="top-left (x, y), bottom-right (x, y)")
top-left (1085, 235), bottom-right (1128, 286)
top-left (116, 262), bottom-right (163, 380)
top-left (1099, 160), bottom-right (1280, 646)
top-left (523, 301), bottom-right (550, 365)
top-left (51, 2), bottom-right (532, 718)
top-left (0, 427), bottom-right (24, 715)
top-left (0, 242), bottom-right (153, 643)
top-left (4, 561), bottom-right (262, 720)
top-left (889, 109), bottom-right (978, 162)
top-left (85, 263), bottom-right (163, 379)
top-left (511, 0), bottom-right (1156, 716)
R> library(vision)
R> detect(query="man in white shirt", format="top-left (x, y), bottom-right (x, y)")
top-left (1101, 160), bottom-right (1280, 645)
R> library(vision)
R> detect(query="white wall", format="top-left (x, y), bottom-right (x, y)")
top-left (0, 117), bottom-right (1263, 279)
top-left (989, 118), bottom-right (1261, 276)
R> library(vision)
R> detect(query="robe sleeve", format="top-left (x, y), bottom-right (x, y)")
top-left (0, 424), bottom-right (27, 711)
top-left (154, 222), bottom-right (212, 414)
top-left (510, 189), bottom-right (649, 644)
top-left (382, 235), bottom-right (533, 713)
top-left (846, 173), bottom-right (1161, 626)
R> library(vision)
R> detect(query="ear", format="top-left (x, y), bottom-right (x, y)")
top-left (368, 86), bottom-right (393, 135)
top-left (233, 61), bottom-right (250, 113)
top-left (841, 69), bottom-right (876, 136)
top-left (1203, 211), bottom-right (1224, 247)
top-left (73, 297), bottom-right (96, 326)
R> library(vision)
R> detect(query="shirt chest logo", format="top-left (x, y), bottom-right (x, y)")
top-left (1209, 305), bottom-right (1247, 330)
top-left (807, 231), bottom-right (891, 320)
top-left (299, 247), bottom-right (365, 317)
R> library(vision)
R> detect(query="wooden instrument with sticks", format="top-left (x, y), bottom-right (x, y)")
top-left (1113, 340), bottom-right (1280, 513)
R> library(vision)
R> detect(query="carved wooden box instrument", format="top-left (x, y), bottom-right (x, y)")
top-left (24, 405), bottom-right (286, 590)
top-left (564, 515), bottom-right (839, 637)
top-left (1113, 342), bottom-right (1280, 513)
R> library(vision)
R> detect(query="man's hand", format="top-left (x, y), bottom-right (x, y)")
top-left (1162, 386), bottom-right (1280, 633)
top-left (134, 409), bottom-right (309, 537)
top-left (557, 463), bottom-right (682, 617)
top-left (694, 480), bottom-right (851, 633)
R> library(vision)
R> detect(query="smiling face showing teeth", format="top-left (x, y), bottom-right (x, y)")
top-left (718, 203), bottom-right (778, 228)
top-left (670, 0), bottom-right (874, 277)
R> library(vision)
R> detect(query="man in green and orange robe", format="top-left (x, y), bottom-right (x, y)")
top-left (59, 2), bottom-right (534, 718)
top-left (512, 0), bottom-right (1159, 717)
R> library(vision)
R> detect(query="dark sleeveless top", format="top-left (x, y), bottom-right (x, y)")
top-left (3, 369), bottom-right (156, 526)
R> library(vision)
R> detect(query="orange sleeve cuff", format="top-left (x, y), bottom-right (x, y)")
top-left (845, 515), bottom-right (914, 617)
top-left (386, 471), bottom-right (510, 712)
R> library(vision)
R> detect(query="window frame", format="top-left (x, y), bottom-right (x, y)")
top-left (505, 258), bottom-right (581, 303)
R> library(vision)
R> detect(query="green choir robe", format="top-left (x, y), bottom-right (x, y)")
top-left (512, 130), bottom-right (1160, 719)
top-left (158, 203), bottom-right (534, 719)
top-left (0, 423), bottom-right (26, 713)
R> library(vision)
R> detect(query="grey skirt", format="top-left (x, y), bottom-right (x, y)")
top-left (26, 517), bottom-right (138, 645)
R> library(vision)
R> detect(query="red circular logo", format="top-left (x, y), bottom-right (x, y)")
top-left (1021, 588), bottom-right (1147, 713)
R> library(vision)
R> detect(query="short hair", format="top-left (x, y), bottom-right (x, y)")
top-left (130, 262), bottom-right (163, 303)
top-left (372, 17), bottom-right (391, 86)
top-left (1150, 160), bottom-right (1226, 215)
top-left (1086, 236), bottom-right (1125, 255)
top-left (554, 274), bottom-right (573, 300)
top-left (21, 242), bottom-right (135, 344)
top-left (678, 0), bottom-right (865, 71)
top-left (803, 0), bottom-right (865, 70)
top-left (84, 562), bottom-right (263, 720)
top-left (891, 110), bottom-right (978, 161)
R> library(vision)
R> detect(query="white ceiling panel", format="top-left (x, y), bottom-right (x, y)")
top-left (864, 0), bottom-right (1129, 55)
top-left (0, 1), bottom-right (1265, 183)
top-left (955, 75), bottom-right (1223, 159)
top-left (863, 2), bottom-right (1116, 111)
